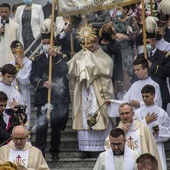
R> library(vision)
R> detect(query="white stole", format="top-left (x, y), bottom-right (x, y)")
top-left (0, 18), bottom-right (17, 66)
top-left (107, 99), bottom-right (123, 117)
top-left (9, 148), bottom-right (29, 168)
top-left (82, 83), bottom-right (97, 129)
top-left (105, 146), bottom-right (134, 170)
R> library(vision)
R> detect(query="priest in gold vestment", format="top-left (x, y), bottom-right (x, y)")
top-left (67, 32), bottom-right (114, 158)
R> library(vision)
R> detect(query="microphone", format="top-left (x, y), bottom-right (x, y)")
top-left (1, 19), bottom-right (7, 25)
top-left (1, 19), bottom-right (6, 35)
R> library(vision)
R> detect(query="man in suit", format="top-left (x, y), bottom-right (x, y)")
top-left (55, 15), bottom-right (82, 60)
top-left (137, 32), bottom-right (170, 111)
top-left (42, 0), bottom-right (58, 20)
top-left (0, 91), bottom-right (10, 146)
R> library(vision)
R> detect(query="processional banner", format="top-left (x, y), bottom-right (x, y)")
top-left (57, 0), bottom-right (139, 15)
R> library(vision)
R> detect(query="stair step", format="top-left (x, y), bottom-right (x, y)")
top-left (47, 158), bottom-right (170, 170)
top-left (166, 150), bottom-right (170, 158)
top-left (30, 108), bottom-right (73, 125)
top-left (167, 158), bottom-right (170, 169)
top-left (31, 139), bottom-right (79, 149)
top-left (45, 149), bottom-right (81, 159)
top-left (29, 92), bottom-right (170, 169)
top-left (31, 129), bottom-right (77, 140)
top-left (31, 104), bottom-right (72, 113)
top-left (30, 124), bottom-right (72, 132)
top-left (46, 158), bottom-right (96, 169)
top-left (51, 169), bottom-right (93, 170)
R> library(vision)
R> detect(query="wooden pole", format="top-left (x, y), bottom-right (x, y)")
top-left (142, 0), bottom-right (147, 59)
top-left (150, 0), bottom-right (153, 16)
top-left (47, 0), bottom-right (55, 120)
top-left (70, 32), bottom-right (74, 54)
top-left (69, 16), bottom-right (74, 55)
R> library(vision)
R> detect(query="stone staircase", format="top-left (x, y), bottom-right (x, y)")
top-left (165, 141), bottom-right (170, 169)
top-left (30, 105), bottom-right (97, 170)
top-left (30, 95), bottom-right (170, 170)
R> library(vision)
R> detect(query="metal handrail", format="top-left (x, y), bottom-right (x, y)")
top-left (28, 43), bottom-right (43, 60)
top-left (24, 34), bottom-right (41, 56)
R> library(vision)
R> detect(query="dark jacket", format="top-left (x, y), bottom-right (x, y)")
top-left (0, 115), bottom-right (10, 146)
top-left (42, 2), bottom-right (58, 20)
top-left (30, 52), bottom-right (70, 106)
top-left (56, 30), bottom-right (82, 60)
top-left (100, 38), bottom-right (123, 82)
top-left (86, 10), bottom-right (111, 29)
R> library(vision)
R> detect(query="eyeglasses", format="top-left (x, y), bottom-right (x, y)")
top-left (0, 104), bottom-right (6, 107)
top-left (12, 136), bottom-right (27, 141)
top-left (110, 143), bottom-right (123, 147)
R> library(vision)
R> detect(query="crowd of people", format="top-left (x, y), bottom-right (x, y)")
top-left (0, 0), bottom-right (170, 169)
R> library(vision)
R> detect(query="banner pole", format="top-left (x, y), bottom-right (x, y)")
top-left (70, 16), bottom-right (74, 56)
top-left (47, 0), bottom-right (55, 120)
top-left (142, 0), bottom-right (147, 59)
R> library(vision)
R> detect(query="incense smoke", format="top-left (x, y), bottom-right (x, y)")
top-left (31, 103), bottom-right (54, 132)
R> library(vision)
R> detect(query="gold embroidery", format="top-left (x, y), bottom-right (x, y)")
top-left (126, 136), bottom-right (138, 150)
top-left (155, 65), bottom-right (159, 74)
top-left (166, 51), bottom-right (170, 58)
top-left (36, 79), bottom-right (42, 89)
top-left (54, 59), bottom-right (62, 64)
top-left (31, 56), bottom-right (35, 61)
top-left (63, 54), bottom-right (67, 58)
top-left (94, 0), bottom-right (106, 6)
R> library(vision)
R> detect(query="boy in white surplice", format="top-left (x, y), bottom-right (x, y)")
top-left (135, 84), bottom-right (170, 170)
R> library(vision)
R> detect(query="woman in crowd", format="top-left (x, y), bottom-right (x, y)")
top-left (112, 5), bottom-right (139, 91)
top-left (14, 0), bottom-right (44, 56)
top-left (99, 23), bottom-right (123, 97)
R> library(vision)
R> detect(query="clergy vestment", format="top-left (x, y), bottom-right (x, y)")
top-left (105, 119), bottom-right (162, 170)
top-left (0, 18), bottom-right (19, 67)
top-left (10, 57), bottom-right (32, 129)
top-left (0, 82), bottom-right (22, 125)
top-left (108, 77), bottom-right (162, 117)
top-left (0, 141), bottom-right (49, 170)
top-left (93, 146), bottom-right (138, 170)
top-left (135, 104), bottom-right (170, 170)
top-left (67, 48), bottom-right (114, 151)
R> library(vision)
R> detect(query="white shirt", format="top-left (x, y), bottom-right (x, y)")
top-left (123, 77), bottom-right (162, 108)
top-left (156, 37), bottom-right (170, 51)
top-left (108, 77), bottom-right (162, 117)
